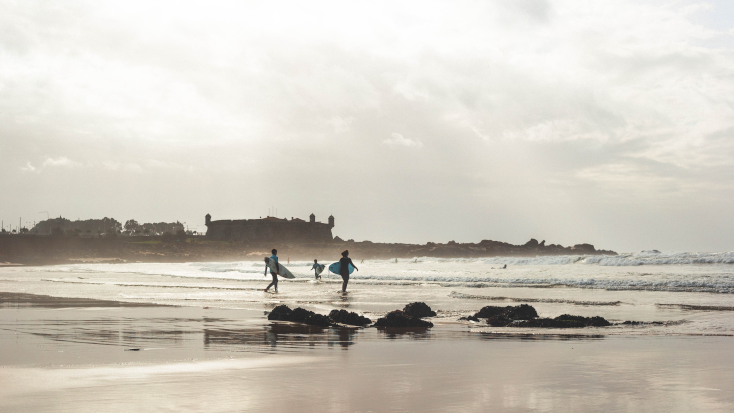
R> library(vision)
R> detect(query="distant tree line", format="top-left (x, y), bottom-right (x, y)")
top-left (122, 220), bottom-right (186, 236)
top-left (29, 218), bottom-right (188, 237)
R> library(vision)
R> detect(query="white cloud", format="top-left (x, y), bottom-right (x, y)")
top-left (2, 0), bottom-right (734, 250)
top-left (383, 133), bottom-right (423, 148)
top-left (42, 157), bottom-right (82, 168)
top-left (20, 161), bottom-right (37, 173)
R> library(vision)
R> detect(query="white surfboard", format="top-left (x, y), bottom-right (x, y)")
top-left (265, 257), bottom-right (295, 279)
top-left (314, 264), bottom-right (325, 276)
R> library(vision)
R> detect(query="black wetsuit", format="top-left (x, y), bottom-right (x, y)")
top-left (339, 256), bottom-right (354, 292)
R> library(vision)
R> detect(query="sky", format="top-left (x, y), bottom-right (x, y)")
top-left (1, 0), bottom-right (734, 252)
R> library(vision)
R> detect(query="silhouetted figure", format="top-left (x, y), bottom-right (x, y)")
top-left (339, 250), bottom-right (358, 293)
top-left (312, 259), bottom-right (322, 280)
top-left (502, 264), bottom-right (507, 269)
top-left (264, 249), bottom-right (279, 292)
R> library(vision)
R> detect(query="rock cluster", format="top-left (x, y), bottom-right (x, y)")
top-left (516, 314), bottom-right (611, 328)
top-left (462, 304), bottom-right (611, 328)
top-left (328, 309), bottom-right (372, 326)
top-left (474, 304), bottom-right (537, 320)
top-left (620, 320), bottom-right (664, 326)
top-left (402, 302), bottom-right (437, 318)
top-left (373, 310), bottom-right (434, 328)
top-left (267, 305), bottom-right (332, 327)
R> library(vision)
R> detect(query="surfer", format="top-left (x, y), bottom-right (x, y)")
top-left (264, 249), bottom-right (279, 293)
top-left (339, 250), bottom-right (358, 293)
top-left (311, 259), bottom-right (322, 280)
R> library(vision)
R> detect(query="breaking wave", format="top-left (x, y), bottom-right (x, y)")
top-left (480, 252), bottom-right (734, 266)
top-left (352, 274), bottom-right (734, 293)
top-left (656, 304), bottom-right (734, 311)
top-left (448, 291), bottom-right (622, 306)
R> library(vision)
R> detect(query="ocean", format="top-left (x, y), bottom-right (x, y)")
top-left (3, 251), bottom-right (734, 336)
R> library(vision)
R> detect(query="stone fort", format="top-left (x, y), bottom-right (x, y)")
top-left (205, 213), bottom-right (334, 242)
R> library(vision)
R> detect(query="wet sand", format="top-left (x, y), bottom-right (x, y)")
top-left (1, 292), bottom-right (734, 412)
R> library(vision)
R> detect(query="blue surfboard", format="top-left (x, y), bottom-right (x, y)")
top-left (329, 262), bottom-right (355, 275)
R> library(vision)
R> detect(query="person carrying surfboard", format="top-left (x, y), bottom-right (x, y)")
top-left (312, 259), bottom-right (322, 280)
top-left (339, 250), bottom-right (358, 293)
top-left (264, 249), bottom-right (279, 293)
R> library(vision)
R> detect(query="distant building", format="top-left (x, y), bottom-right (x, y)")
top-left (205, 213), bottom-right (334, 242)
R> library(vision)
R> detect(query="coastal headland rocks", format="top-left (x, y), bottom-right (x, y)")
top-left (0, 234), bottom-right (617, 265)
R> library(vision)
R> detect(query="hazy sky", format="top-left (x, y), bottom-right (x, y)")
top-left (2, 0), bottom-right (734, 252)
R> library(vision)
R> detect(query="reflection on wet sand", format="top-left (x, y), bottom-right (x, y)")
top-left (477, 332), bottom-right (606, 341)
top-left (0, 292), bottom-right (165, 309)
top-left (3, 308), bottom-right (612, 367)
top-left (2, 293), bottom-right (734, 412)
top-left (204, 323), bottom-right (357, 350)
top-left (376, 326), bottom-right (432, 339)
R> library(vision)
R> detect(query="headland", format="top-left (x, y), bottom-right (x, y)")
top-left (0, 212), bottom-right (616, 265)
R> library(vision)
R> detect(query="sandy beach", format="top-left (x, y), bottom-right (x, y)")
top-left (2, 285), bottom-right (734, 412)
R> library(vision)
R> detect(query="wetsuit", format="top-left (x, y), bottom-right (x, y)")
top-left (265, 254), bottom-right (279, 291)
top-left (311, 263), bottom-right (321, 279)
top-left (339, 256), bottom-right (355, 292)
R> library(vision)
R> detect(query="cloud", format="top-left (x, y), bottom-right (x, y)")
top-left (20, 162), bottom-right (37, 173)
top-left (383, 133), bottom-right (423, 148)
top-left (42, 157), bottom-right (82, 168)
top-left (1, 0), bottom-right (734, 250)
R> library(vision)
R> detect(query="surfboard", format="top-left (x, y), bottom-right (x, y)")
top-left (329, 261), bottom-right (355, 275)
top-left (314, 264), bottom-right (325, 276)
top-left (264, 257), bottom-right (295, 279)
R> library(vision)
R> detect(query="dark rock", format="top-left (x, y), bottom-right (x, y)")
top-left (459, 315), bottom-right (479, 322)
top-left (329, 309), bottom-right (372, 326)
top-left (267, 305), bottom-right (332, 327)
top-left (474, 304), bottom-right (538, 320)
top-left (486, 314), bottom-right (513, 327)
top-left (516, 314), bottom-right (611, 328)
top-left (403, 302), bottom-right (437, 318)
top-left (515, 318), bottom-right (572, 328)
top-left (621, 320), bottom-right (664, 325)
top-left (267, 304), bottom-right (292, 321)
top-left (524, 239), bottom-right (539, 248)
top-left (572, 243), bottom-right (596, 253)
top-left (474, 306), bottom-right (507, 318)
top-left (504, 304), bottom-right (538, 320)
top-left (470, 304), bottom-right (611, 328)
top-left (374, 310), bottom-right (434, 328)
top-left (555, 314), bottom-right (611, 327)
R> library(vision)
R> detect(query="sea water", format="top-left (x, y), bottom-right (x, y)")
top-left (2, 251), bottom-right (734, 336)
